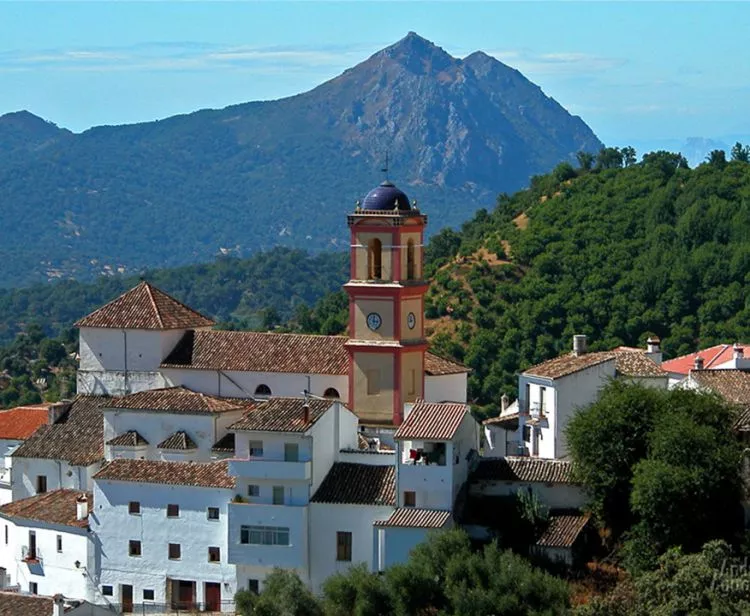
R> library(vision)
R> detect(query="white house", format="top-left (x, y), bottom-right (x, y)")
top-left (0, 404), bottom-right (50, 505)
top-left (92, 459), bottom-right (236, 612)
top-left (663, 342), bottom-right (750, 386)
top-left (485, 335), bottom-right (667, 460)
top-left (0, 490), bottom-right (97, 601)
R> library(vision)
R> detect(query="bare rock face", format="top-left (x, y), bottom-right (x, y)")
top-left (0, 33), bottom-right (601, 287)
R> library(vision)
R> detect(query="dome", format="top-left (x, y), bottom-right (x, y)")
top-left (361, 181), bottom-right (412, 211)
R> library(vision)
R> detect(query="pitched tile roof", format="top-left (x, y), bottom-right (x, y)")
top-left (0, 405), bottom-right (48, 440)
top-left (157, 431), bottom-right (197, 450)
top-left (483, 412), bottom-right (520, 427)
top-left (229, 397), bottom-right (333, 433)
top-left (394, 400), bottom-right (470, 441)
top-left (107, 430), bottom-right (148, 447)
top-left (107, 386), bottom-right (246, 414)
top-left (75, 281), bottom-right (214, 330)
top-left (663, 343), bottom-right (749, 375)
top-left (472, 457), bottom-right (576, 484)
top-left (0, 592), bottom-right (53, 616)
top-left (161, 329), bottom-right (467, 377)
top-left (524, 349), bottom-right (665, 380)
top-left (374, 508), bottom-right (451, 528)
top-left (211, 432), bottom-right (235, 453)
top-left (311, 462), bottom-right (395, 506)
top-left (94, 459), bottom-right (235, 489)
top-left (535, 513), bottom-right (590, 548)
top-left (12, 396), bottom-right (110, 466)
top-left (0, 489), bottom-right (92, 529)
top-left (690, 369), bottom-right (750, 406)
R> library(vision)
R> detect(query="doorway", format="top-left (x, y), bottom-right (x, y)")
top-left (205, 582), bottom-right (221, 612)
top-left (121, 584), bottom-right (133, 613)
top-left (170, 579), bottom-right (196, 610)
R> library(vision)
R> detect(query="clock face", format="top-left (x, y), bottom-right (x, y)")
top-left (366, 312), bottom-right (382, 331)
top-left (407, 312), bottom-right (416, 329)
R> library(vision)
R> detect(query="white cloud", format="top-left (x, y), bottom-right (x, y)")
top-left (479, 48), bottom-right (626, 76)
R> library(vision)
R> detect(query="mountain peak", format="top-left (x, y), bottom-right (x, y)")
top-left (378, 32), bottom-right (455, 74)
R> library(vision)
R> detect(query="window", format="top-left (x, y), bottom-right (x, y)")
top-left (167, 504), bottom-right (179, 518)
top-left (247, 579), bottom-right (259, 595)
top-left (247, 484), bottom-right (260, 498)
top-left (254, 384), bottom-right (272, 397)
top-left (168, 543), bottom-right (181, 560)
top-left (102, 585), bottom-right (113, 597)
top-left (143, 589), bottom-right (155, 601)
top-left (336, 531), bottom-right (352, 562)
top-left (36, 475), bottom-right (47, 494)
top-left (408, 369), bottom-right (416, 396)
top-left (56, 534), bottom-right (63, 553)
top-left (323, 387), bottom-right (340, 399)
top-left (366, 370), bottom-right (380, 395)
top-left (539, 387), bottom-right (546, 414)
top-left (522, 425), bottom-right (531, 442)
top-left (284, 443), bottom-right (299, 462)
top-left (272, 486), bottom-right (284, 505)
top-left (208, 546), bottom-right (220, 563)
top-left (406, 239), bottom-right (416, 280)
top-left (128, 501), bottom-right (140, 515)
top-left (240, 525), bottom-right (290, 546)
top-left (207, 507), bottom-right (219, 520)
top-left (248, 441), bottom-right (263, 457)
top-left (128, 540), bottom-right (141, 557)
top-left (404, 491), bottom-right (416, 507)
top-left (29, 582), bottom-right (38, 595)
top-left (368, 238), bottom-right (383, 279)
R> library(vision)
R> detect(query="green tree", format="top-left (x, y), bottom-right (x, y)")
top-left (235, 569), bottom-right (323, 616)
top-left (706, 149), bottom-right (727, 167)
top-left (621, 146), bottom-right (637, 167)
top-left (595, 147), bottom-right (624, 170)
top-left (731, 141), bottom-right (750, 162)
top-left (553, 161), bottom-right (577, 183)
top-left (576, 150), bottom-right (595, 171)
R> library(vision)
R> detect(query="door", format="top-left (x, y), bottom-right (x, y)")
top-left (28, 531), bottom-right (36, 561)
top-left (205, 582), bottom-right (221, 612)
top-left (284, 443), bottom-right (299, 462)
top-left (175, 580), bottom-right (195, 610)
top-left (272, 486), bottom-right (284, 505)
top-left (121, 584), bottom-right (133, 613)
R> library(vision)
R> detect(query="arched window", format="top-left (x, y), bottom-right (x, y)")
top-left (368, 238), bottom-right (382, 280)
top-left (254, 384), bottom-right (272, 397)
top-left (406, 239), bottom-right (415, 280)
top-left (323, 387), bottom-right (340, 399)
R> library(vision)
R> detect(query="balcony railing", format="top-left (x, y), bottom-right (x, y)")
top-left (507, 440), bottom-right (529, 456)
top-left (21, 546), bottom-right (41, 564)
top-left (520, 401), bottom-right (546, 419)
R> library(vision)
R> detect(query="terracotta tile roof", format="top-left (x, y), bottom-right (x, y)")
top-left (374, 508), bottom-right (451, 528)
top-left (229, 397), bottom-right (333, 433)
top-left (0, 489), bottom-right (92, 529)
top-left (663, 343), bottom-right (749, 376)
top-left (535, 513), bottom-right (590, 548)
top-left (161, 329), bottom-right (467, 378)
top-left (424, 353), bottom-right (470, 376)
top-left (0, 592), bottom-right (53, 616)
top-left (736, 408), bottom-right (750, 432)
top-left (483, 412), bottom-right (520, 427)
top-left (75, 281), bottom-right (214, 330)
top-left (107, 430), bottom-right (148, 447)
top-left (394, 400), bottom-right (470, 441)
top-left (472, 457), bottom-right (576, 484)
top-left (311, 462), bottom-right (395, 506)
top-left (12, 396), bottom-right (110, 466)
top-left (0, 405), bottom-right (49, 440)
top-left (690, 369), bottom-right (750, 406)
top-left (94, 459), bottom-right (235, 489)
top-left (524, 349), bottom-right (664, 380)
top-left (211, 432), bottom-right (235, 453)
top-left (157, 431), bottom-right (197, 450)
top-left (107, 386), bottom-right (246, 414)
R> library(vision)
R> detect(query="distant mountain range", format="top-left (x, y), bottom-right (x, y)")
top-left (0, 32), bottom-right (602, 288)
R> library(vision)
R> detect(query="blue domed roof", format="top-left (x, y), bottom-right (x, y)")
top-left (362, 181), bottom-right (411, 211)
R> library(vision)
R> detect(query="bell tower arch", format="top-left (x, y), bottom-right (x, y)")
top-left (345, 181), bottom-right (428, 426)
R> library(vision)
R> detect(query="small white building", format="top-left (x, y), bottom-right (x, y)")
top-left (92, 459), bottom-right (236, 612)
top-left (0, 490), bottom-right (97, 601)
top-left (663, 342), bottom-right (750, 386)
top-left (0, 404), bottom-right (50, 505)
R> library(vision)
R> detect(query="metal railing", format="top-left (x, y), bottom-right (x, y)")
top-left (108, 600), bottom-right (236, 614)
top-left (21, 546), bottom-right (42, 564)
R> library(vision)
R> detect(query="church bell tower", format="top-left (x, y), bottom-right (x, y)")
top-left (345, 180), bottom-right (428, 426)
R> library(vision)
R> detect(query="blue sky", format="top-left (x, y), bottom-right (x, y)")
top-left (1, 2), bottom-right (748, 152)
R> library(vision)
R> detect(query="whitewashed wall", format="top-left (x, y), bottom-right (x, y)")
top-left (92, 479), bottom-right (235, 608)
top-left (308, 503), bottom-right (392, 592)
top-left (424, 373), bottom-right (467, 404)
top-left (11, 459), bottom-right (100, 500)
top-left (469, 480), bottom-right (586, 510)
top-left (0, 516), bottom-right (96, 600)
top-left (376, 524), bottom-right (450, 571)
top-left (79, 329), bottom-right (185, 373)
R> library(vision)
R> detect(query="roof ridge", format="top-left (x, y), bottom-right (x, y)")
top-left (143, 282), bottom-right (164, 329)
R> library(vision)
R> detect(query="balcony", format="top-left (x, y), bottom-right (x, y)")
top-left (520, 401), bottom-right (547, 421)
top-left (21, 546), bottom-right (42, 566)
top-left (227, 457), bottom-right (311, 482)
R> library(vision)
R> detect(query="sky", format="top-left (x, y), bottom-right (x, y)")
top-left (1, 1), bottom-right (749, 152)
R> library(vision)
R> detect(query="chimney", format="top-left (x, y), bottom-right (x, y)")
top-left (500, 394), bottom-right (509, 413)
top-left (734, 343), bottom-right (744, 360)
top-left (47, 400), bottom-right (72, 425)
top-left (76, 494), bottom-right (88, 521)
top-left (694, 356), bottom-right (705, 370)
top-left (53, 594), bottom-right (65, 616)
top-left (573, 335), bottom-right (587, 357)
top-left (645, 336), bottom-right (663, 365)
top-left (302, 404), bottom-right (310, 425)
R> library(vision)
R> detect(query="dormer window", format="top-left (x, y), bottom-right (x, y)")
top-left (255, 384), bottom-right (272, 397)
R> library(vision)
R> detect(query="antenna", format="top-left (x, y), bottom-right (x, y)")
top-left (381, 150), bottom-right (390, 182)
